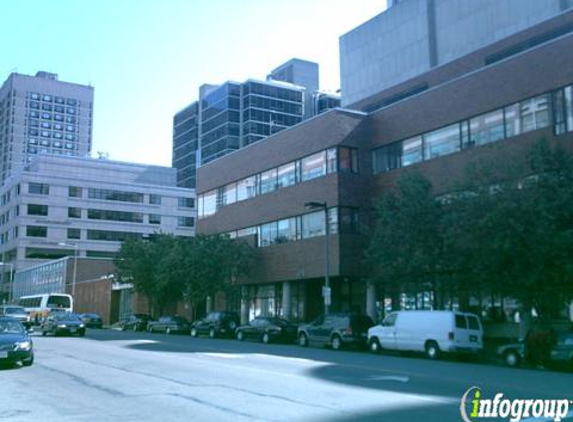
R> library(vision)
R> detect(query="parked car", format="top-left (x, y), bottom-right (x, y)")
top-left (41, 312), bottom-right (86, 337)
top-left (498, 331), bottom-right (573, 368)
top-left (147, 316), bottom-right (190, 335)
top-left (0, 317), bottom-right (34, 367)
top-left (368, 311), bottom-right (483, 359)
top-left (298, 313), bottom-right (375, 350)
top-left (120, 314), bottom-right (153, 332)
top-left (0, 305), bottom-right (32, 330)
top-left (79, 313), bottom-right (103, 329)
top-left (191, 311), bottom-right (240, 338)
top-left (235, 316), bottom-right (298, 344)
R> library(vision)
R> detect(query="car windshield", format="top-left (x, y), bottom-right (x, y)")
top-left (0, 320), bottom-right (24, 334)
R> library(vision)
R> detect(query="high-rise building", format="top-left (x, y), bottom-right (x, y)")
top-left (340, 0), bottom-right (573, 107)
top-left (172, 59), bottom-right (340, 188)
top-left (0, 71), bottom-right (94, 183)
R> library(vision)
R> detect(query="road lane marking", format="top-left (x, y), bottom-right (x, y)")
top-left (366, 375), bottom-right (410, 383)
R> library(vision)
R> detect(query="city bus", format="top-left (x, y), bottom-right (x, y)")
top-left (17, 293), bottom-right (74, 323)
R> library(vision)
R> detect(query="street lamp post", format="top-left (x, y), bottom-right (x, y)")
top-left (304, 201), bottom-right (330, 315)
top-left (59, 242), bottom-right (78, 297)
top-left (0, 262), bottom-right (14, 303)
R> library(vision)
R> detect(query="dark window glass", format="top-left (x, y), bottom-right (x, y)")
top-left (29, 182), bottom-right (49, 195)
top-left (178, 197), bottom-right (194, 208)
top-left (69, 186), bottom-right (82, 197)
top-left (455, 315), bottom-right (467, 329)
top-left (68, 207), bottom-right (81, 218)
top-left (149, 194), bottom-right (162, 205)
top-left (67, 228), bottom-right (81, 239)
top-left (177, 216), bottom-right (194, 227)
top-left (26, 225), bottom-right (47, 237)
top-left (27, 204), bottom-right (48, 216)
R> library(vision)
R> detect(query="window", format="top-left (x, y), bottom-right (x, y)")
top-left (149, 214), bottom-right (161, 224)
top-left (149, 194), bottom-right (161, 205)
top-left (469, 109), bottom-right (505, 146)
top-left (277, 217), bottom-right (298, 243)
top-left (87, 230), bottom-right (142, 242)
top-left (259, 168), bottom-right (278, 195)
top-left (68, 207), bottom-right (81, 218)
top-left (424, 123), bottom-right (461, 159)
top-left (88, 209), bottom-right (143, 223)
top-left (455, 315), bottom-right (468, 329)
top-left (178, 197), bottom-right (194, 208)
top-left (520, 94), bottom-right (551, 133)
top-left (339, 147), bottom-right (358, 173)
top-left (236, 176), bottom-right (258, 201)
top-left (259, 222), bottom-right (278, 247)
top-left (277, 162), bottom-right (297, 188)
top-left (301, 151), bottom-right (326, 181)
top-left (326, 148), bottom-right (337, 173)
top-left (200, 190), bottom-right (217, 218)
top-left (29, 182), bottom-right (49, 195)
top-left (27, 204), bottom-right (48, 216)
top-left (26, 225), bottom-right (47, 237)
top-left (222, 183), bottom-right (237, 206)
top-left (67, 228), bottom-right (81, 239)
top-left (301, 211), bottom-right (325, 239)
top-left (178, 216), bottom-right (194, 227)
top-left (68, 186), bottom-right (82, 198)
top-left (88, 188), bottom-right (143, 203)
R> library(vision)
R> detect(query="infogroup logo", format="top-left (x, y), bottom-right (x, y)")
top-left (460, 386), bottom-right (571, 422)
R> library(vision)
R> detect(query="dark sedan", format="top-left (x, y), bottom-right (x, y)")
top-left (120, 314), bottom-right (153, 332)
top-left (235, 317), bottom-right (298, 344)
top-left (147, 316), bottom-right (190, 335)
top-left (498, 331), bottom-right (573, 368)
top-left (0, 317), bottom-right (34, 367)
top-left (41, 312), bottom-right (86, 337)
top-left (79, 313), bottom-right (103, 329)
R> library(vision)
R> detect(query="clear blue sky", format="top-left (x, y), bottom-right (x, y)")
top-left (2, 0), bottom-right (386, 167)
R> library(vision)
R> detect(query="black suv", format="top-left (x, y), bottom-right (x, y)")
top-left (297, 313), bottom-right (375, 350)
top-left (191, 311), bottom-right (240, 338)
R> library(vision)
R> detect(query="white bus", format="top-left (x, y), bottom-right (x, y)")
top-left (17, 293), bottom-right (74, 322)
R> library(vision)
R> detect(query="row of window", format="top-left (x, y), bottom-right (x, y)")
top-left (28, 92), bottom-right (78, 106)
top-left (29, 120), bottom-right (75, 131)
top-left (28, 111), bottom-right (76, 123)
top-left (28, 129), bottom-right (76, 141)
top-left (226, 207), bottom-right (360, 248)
top-left (198, 146), bottom-right (359, 219)
top-left (28, 101), bottom-right (77, 114)
top-left (372, 85), bottom-right (573, 174)
top-left (25, 184), bottom-right (194, 209)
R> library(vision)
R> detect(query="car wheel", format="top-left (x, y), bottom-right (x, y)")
top-left (236, 330), bottom-right (244, 341)
top-left (425, 341), bottom-right (440, 360)
top-left (369, 338), bottom-right (382, 354)
top-left (262, 332), bottom-right (270, 344)
top-left (331, 335), bottom-right (342, 351)
top-left (504, 350), bottom-right (520, 367)
top-left (22, 355), bottom-right (34, 367)
top-left (166, 328), bottom-right (171, 335)
top-left (190, 327), bottom-right (198, 337)
top-left (209, 327), bottom-right (216, 339)
top-left (298, 333), bottom-right (308, 347)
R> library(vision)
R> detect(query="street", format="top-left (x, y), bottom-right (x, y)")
top-left (1, 329), bottom-right (572, 422)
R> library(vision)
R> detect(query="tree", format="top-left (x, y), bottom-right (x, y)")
top-left (365, 171), bottom-right (444, 309)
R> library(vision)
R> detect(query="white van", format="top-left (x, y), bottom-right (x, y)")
top-left (368, 310), bottom-right (483, 359)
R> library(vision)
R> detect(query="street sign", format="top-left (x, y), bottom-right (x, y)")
top-left (322, 286), bottom-right (331, 305)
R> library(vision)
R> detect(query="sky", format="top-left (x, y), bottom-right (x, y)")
top-left (2, 0), bottom-right (386, 167)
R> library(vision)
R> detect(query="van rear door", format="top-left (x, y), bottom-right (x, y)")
top-left (453, 313), bottom-right (483, 349)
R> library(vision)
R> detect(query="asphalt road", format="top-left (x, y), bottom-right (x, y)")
top-left (1, 329), bottom-right (572, 422)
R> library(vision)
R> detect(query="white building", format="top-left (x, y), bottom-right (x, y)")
top-left (0, 154), bottom-right (196, 301)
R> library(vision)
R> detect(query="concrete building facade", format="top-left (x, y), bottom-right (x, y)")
top-left (340, 0), bottom-right (573, 107)
top-left (0, 71), bottom-right (94, 183)
top-left (0, 154), bottom-right (196, 301)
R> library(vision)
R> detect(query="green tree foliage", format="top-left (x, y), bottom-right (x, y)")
top-left (115, 234), bottom-right (254, 316)
top-left (366, 141), bottom-right (573, 319)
